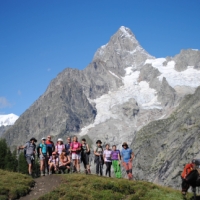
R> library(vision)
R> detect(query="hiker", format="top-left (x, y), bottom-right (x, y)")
top-left (55, 138), bottom-right (65, 155)
top-left (18, 137), bottom-right (37, 176)
top-left (39, 137), bottom-right (48, 176)
top-left (46, 135), bottom-right (55, 157)
top-left (103, 144), bottom-right (112, 177)
top-left (81, 138), bottom-right (91, 174)
top-left (94, 140), bottom-right (104, 176)
top-left (48, 151), bottom-right (59, 174)
top-left (111, 145), bottom-right (121, 178)
top-left (59, 149), bottom-right (71, 174)
top-left (70, 136), bottom-right (82, 173)
top-left (65, 137), bottom-right (71, 156)
top-left (181, 159), bottom-right (199, 196)
top-left (121, 142), bottom-right (134, 180)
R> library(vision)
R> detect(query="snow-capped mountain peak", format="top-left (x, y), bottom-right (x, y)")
top-left (0, 113), bottom-right (19, 127)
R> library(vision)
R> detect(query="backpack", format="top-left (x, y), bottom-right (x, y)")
top-left (81, 143), bottom-right (90, 155)
top-left (24, 141), bottom-right (36, 157)
top-left (36, 144), bottom-right (41, 158)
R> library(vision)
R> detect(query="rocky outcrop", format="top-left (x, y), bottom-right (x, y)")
top-left (174, 49), bottom-right (200, 71)
top-left (4, 80), bottom-right (96, 146)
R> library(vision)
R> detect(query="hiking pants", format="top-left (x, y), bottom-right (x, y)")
top-left (181, 178), bottom-right (190, 192)
top-left (112, 160), bottom-right (121, 178)
top-left (105, 162), bottom-right (112, 177)
top-left (122, 161), bottom-right (133, 180)
top-left (95, 156), bottom-right (103, 175)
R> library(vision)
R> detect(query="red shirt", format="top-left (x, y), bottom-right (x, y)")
top-left (181, 163), bottom-right (195, 179)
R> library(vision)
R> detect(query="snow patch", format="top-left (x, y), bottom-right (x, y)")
top-left (80, 67), bottom-right (161, 136)
top-left (145, 58), bottom-right (200, 88)
top-left (0, 113), bottom-right (19, 127)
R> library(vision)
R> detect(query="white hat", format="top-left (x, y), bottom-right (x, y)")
top-left (57, 138), bottom-right (63, 142)
top-left (41, 137), bottom-right (46, 140)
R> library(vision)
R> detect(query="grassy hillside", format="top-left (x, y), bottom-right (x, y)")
top-left (38, 174), bottom-right (190, 200)
top-left (0, 169), bottom-right (34, 200)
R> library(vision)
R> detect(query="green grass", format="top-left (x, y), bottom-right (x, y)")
top-left (0, 169), bottom-right (34, 200)
top-left (38, 174), bottom-right (191, 200)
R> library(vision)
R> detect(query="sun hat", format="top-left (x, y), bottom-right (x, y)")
top-left (122, 142), bottom-right (128, 147)
top-left (41, 137), bottom-right (46, 140)
top-left (96, 140), bottom-right (102, 144)
top-left (57, 138), bottom-right (63, 142)
top-left (30, 137), bottom-right (37, 142)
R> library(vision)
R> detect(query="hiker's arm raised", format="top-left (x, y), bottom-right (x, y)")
top-left (18, 144), bottom-right (26, 150)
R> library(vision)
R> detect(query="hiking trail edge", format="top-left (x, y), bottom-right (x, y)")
top-left (19, 174), bottom-right (62, 200)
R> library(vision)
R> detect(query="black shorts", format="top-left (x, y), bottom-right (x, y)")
top-left (82, 153), bottom-right (89, 165)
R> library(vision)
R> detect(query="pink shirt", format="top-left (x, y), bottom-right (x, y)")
top-left (70, 142), bottom-right (81, 154)
top-left (56, 144), bottom-right (65, 155)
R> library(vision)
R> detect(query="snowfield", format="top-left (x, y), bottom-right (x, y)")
top-left (80, 66), bottom-right (161, 136)
top-left (145, 58), bottom-right (200, 88)
top-left (0, 113), bottom-right (19, 127)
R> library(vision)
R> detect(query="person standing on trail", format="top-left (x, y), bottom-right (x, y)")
top-left (55, 138), bottom-right (65, 155)
top-left (121, 142), bottom-right (134, 180)
top-left (81, 138), bottom-right (91, 174)
top-left (103, 144), bottom-right (112, 177)
top-left (39, 137), bottom-right (48, 176)
top-left (111, 145), bottom-right (121, 178)
top-left (18, 137), bottom-right (37, 176)
top-left (94, 140), bottom-right (104, 176)
top-left (70, 136), bottom-right (81, 173)
top-left (46, 135), bottom-right (55, 157)
top-left (65, 137), bottom-right (71, 156)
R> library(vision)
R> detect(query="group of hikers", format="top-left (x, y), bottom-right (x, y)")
top-left (18, 135), bottom-right (200, 197)
top-left (18, 136), bottom-right (134, 180)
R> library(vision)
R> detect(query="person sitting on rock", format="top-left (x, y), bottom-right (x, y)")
top-left (59, 149), bottom-right (71, 174)
top-left (121, 142), bottom-right (134, 180)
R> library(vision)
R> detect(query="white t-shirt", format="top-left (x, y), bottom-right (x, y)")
top-left (103, 149), bottom-right (112, 162)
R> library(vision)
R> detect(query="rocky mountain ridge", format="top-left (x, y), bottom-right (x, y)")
top-left (3, 26), bottom-right (200, 188)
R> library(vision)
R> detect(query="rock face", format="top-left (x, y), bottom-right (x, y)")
top-left (3, 26), bottom-right (200, 188)
top-left (0, 125), bottom-right (11, 137)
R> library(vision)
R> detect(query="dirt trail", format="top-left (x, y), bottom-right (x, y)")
top-left (19, 174), bottom-right (62, 200)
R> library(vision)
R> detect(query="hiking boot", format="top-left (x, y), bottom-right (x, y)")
top-left (49, 171), bottom-right (52, 175)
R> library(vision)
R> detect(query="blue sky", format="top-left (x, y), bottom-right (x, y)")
top-left (0, 0), bottom-right (200, 116)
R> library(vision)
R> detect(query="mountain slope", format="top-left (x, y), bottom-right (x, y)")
top-left (132, 86), bottom-right (200, 188)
